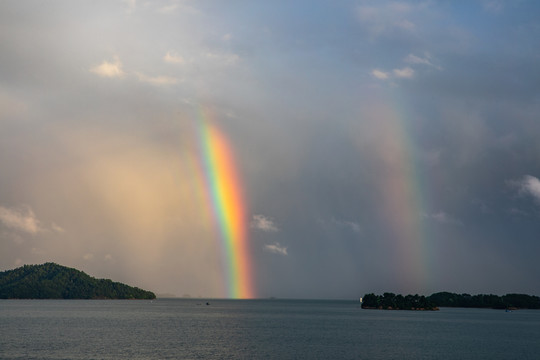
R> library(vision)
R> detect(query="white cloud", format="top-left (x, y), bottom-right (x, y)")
top-left (404, 53), bottom-right (442, 70)
top-left (164, 50), bottom-right (239, 68)
top-left (423, 211), bottom-right (463, 225)
top-left (251, 214), bottom-right (279, 232)
top-left (371, 69), bottom-right (390, 80)
top-left (264, 242), bottom-right (288, 256)
top-left (405, 53), bottom-right (431, 66)
top-left (90, 56), bottom-right (125, 78)
top-left (393, 67), bottom-right (414, 78)
top-left (331, 218), bottom-right (362, 233)
top-left (0, 205), bottom-right (42, 234)
top-left (0, 204), bottom-right (65, 235)
top-left (514, 175), bottom-right (540, 201)
top-left (372, 53), bottom-right (440, 84)
top-left (164, 51), bottom-right (185, 64)
top-left (135, 72), bottom-right (179, 86)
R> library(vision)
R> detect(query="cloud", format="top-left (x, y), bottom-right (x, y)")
top-left (90, 56), bottom-right (178, 85)
top-left (264, 242), bottom-right (288, 256)
top-left (372, 67), bottom-right (414, 80)
top-left (0, 205), bottom-right (65, 235)
top-left (372, 53), bottom-right (440, 83)
top-left (251, 214), bottom-right (279, 232)
top-left (404, 53), bottom-right (441, 69)
top-left (90, 56), bottom-right (125, 78)
top-left (0, 205), bottom-right (42, 234)
top-left (164, 50), bottom-right (239, 68)
top-left (371, 69), bottom-right (390, 80)
top-left (83, 253), bottom-right (94, 261)
top-left (164, 51), bottom-right (185, 64)
top-left (513, 175), bottom-right (540, 202)
top-left (331, 218), bottom-right (362, 233)
top-left (393, 67), bottom-right (414, 78)
top-left (422, 211), bottom-right (463, 225)
top-left (135, 72), bottom-right (179, 86)
top-left (203, 52), bottom-right (240, 66)
top-left (356, 3), bottom-right (416, 37)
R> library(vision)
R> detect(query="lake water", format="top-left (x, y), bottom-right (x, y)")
top-left (1, 299), bottom-right (539, 359)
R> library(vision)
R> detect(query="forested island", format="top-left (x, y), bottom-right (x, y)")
top-left (0, 263), bottom-right (156, 299)
top-left (362, 292), bottom-right (540, 310)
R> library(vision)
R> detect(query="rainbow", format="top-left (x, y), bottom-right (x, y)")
top-left (360, 93), bottom-right (431, 293)
top-left (195, 108), bottom-right (255, 299)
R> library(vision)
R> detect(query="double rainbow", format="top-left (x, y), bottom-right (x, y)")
top-left (196, 108), bottom-right (255, 299)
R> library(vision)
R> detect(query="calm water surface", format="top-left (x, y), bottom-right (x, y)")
top-left (1, 299), bottom-right (539, 359)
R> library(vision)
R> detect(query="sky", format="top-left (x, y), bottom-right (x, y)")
top-left (1, 0), bottom-right (540, 299)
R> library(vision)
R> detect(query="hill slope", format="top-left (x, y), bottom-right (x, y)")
top-left (0, 263), bottom-right (155, 299)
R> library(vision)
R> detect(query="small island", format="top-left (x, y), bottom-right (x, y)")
top-left (0, 263), bottom-right (156, 300)
top-left (362, 292), bottom-right (540, 310)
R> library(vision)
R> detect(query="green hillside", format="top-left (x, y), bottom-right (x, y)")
top-left (0, 263), bottom-right (155, 299)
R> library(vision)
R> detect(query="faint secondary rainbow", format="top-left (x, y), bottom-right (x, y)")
top-left (360, 92), bottom-right (432, 292)
top-left (195, 107), bottom-right (255, 299)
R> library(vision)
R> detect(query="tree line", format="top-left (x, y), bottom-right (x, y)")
top-left (362, 293), bottom-right (438, 310)
top-left (362, 292), bottom-right (540, 310)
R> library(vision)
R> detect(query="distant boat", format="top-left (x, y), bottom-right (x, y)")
top-left (359, 297), bottom-right (363, 303)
